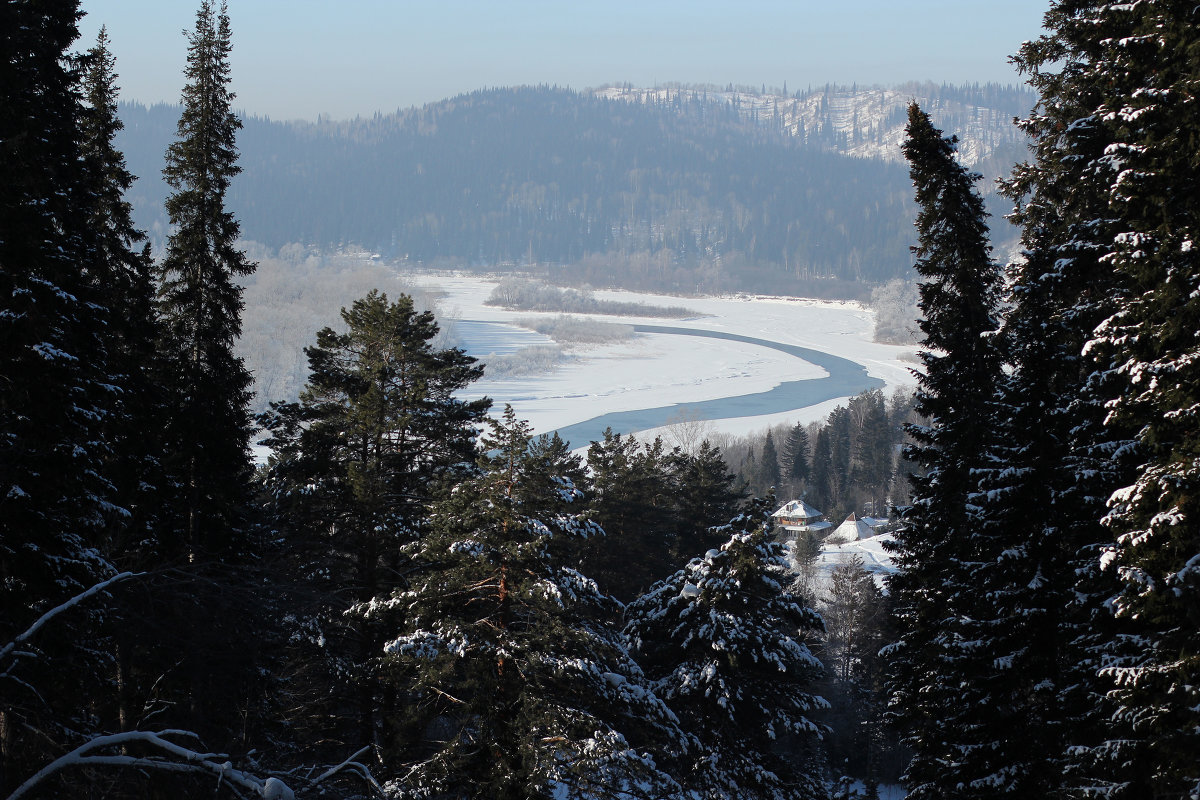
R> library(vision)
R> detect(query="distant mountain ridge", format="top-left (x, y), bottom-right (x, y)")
top-left (594, 82), bottom-right (1033, 168)
top-left (117, 83), bottom-right (1032, 296)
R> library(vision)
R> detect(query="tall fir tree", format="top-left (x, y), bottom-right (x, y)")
top-left (965, 2), bottom-right (1162, 796)
top-left (0, 0), bottom-right (115, 625)
top-left (130, 0), bottom-right (275, 774)
top-left (78, 27), bottom-right (163, 561)
top-left (0, 3), bottom-right (125, 792)
top-left (157, 0), bottom-right (255, 560)
top-left (827, 406), bottom-right (853, 516)
top-left (759, 429), bottom-right (782, 493)
top-left (784, 422), bottom-right (811, 488)
top-left (809, 426), bottom-right (834, 513)
top-left (883, 103), bottom-right (1006, 799)
top-left (1040, 2), bottom-right (1200, 796)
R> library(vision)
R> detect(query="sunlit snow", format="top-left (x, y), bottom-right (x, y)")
top-left (409, 273), bottom-right (917, 443)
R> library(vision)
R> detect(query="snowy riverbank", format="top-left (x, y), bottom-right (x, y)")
top-left (411, 272), bottom-right (919, 442)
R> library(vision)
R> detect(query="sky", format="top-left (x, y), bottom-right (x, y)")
top-left (77, 1), bottom-right (1050, 122)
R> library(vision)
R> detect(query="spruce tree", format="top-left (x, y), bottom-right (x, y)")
top-left (78, 27), bottom-right (163, 560)
top-left (969, 3), bottom-right (1154, 796)
top-left (625, 497), bottom-right (828, 800)
top-left (0, 2), bottom-right (119, 790)
top-left (759, 429), bottom-right (782, 492)
top-left (75, 26), bottom-right (178, 756)
top-left (135, 0), bottom-right (274, 769)
top-left (1047, 2), bottom-right (1200, 795)
top-left (157, 0), bottom-right (255, 560)
top-left (381, 408), bottom-right (679, 799)
top-left (883, 103), bottom-right (1005, 799)
top-left (784, 422), bottom-right (811, 487)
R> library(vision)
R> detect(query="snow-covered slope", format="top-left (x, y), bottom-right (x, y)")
top-left (595, 83), bottom-right (1032, 168)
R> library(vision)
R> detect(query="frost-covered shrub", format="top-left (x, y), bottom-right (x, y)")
top-left (477, 344), bottom-right (565, 377)
top-left (870, 278), bottom-right (919, 344)
top-left (486, 278), bottom-right (696, 317)
top-left (515, 314), bottom-right (635, 344)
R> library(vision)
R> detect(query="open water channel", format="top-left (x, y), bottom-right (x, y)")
top-left (456, 321), bottom-right (884, 450)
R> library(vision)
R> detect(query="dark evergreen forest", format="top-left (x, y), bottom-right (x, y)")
top-left (113, 85), bottom-right (1025, 295)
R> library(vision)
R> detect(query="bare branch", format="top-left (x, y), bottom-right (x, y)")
top-left (312, 745), bottom-right (384, 795)
top-left (5, 730), bottom-right (293, 800)
top-left (0, 572), bottom-right (141, 665)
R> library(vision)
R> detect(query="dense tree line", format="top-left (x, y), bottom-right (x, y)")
top-left (721, 388), bottom-right (918, 524)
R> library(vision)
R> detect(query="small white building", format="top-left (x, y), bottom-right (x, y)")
top-left (825, 513), bottom-right (876, 544)
top-left (771, 499), bottom-right (833, 535)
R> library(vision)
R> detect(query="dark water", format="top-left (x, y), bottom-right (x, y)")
top-left (545, 324), bottom-right (884, 449)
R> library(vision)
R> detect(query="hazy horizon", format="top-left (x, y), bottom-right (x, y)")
top-left (78, 1), bottom-right (1049, 123)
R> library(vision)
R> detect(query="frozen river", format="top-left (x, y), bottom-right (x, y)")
top-left (456, 320), bottom-right (884, 449)
top-left (411, 273), bottom-right (918, 445)
top-left (546, 324), bottom-right (882, 448)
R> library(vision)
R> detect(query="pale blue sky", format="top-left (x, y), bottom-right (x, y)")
top-left (77, 1), bottom-right (1049, 122)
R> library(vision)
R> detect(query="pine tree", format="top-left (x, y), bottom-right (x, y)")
top-left (625, 497), bottom-right (828, 800)
top-left (883, 103), bottom-right (1005, 799)
top-left (260, 289), bottom-right (488, 761)
top-left (156, 0), bottom-right (255, 560)
top-left (380, 408), bottom-right (679, 799)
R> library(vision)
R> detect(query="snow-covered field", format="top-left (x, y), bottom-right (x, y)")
top-left (814, 533), bottom-right (899, 585)
top-left (410, 272), bottom-right (918, 442)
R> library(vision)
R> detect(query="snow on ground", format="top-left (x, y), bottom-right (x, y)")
top-left (407, 271), bottom-right (918, 441)
top-left (815, 533), bottom-right (898, 585)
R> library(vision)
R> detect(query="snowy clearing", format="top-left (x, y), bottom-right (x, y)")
top-left (408, 272), bottom-right (919, 443)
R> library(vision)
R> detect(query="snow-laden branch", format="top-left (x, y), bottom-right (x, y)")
top-left (312, 744), bottom-right (384, 794)
top-left (4, 730), bottom-right (294, 800)
top-left (0, 571), bottom-right (141, 665)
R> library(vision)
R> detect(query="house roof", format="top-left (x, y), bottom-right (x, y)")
top-left (771, 499), bottom-right (823, 521)
top-left (826, 513), bottom-right (876, 544)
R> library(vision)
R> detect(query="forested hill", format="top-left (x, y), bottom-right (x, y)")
top-left (118, 83), bottom-right (1030, 294)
